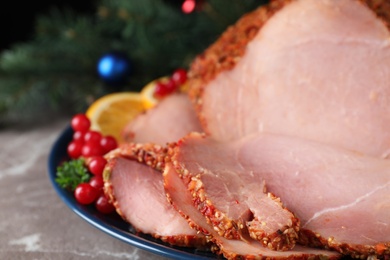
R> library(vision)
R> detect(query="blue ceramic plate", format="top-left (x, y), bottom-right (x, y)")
top-left (48, 126), bottom-right (217, 260)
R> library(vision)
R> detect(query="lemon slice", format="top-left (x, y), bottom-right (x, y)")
top-left (86, 92), bottom-right (145, 143)
top-left (140, 76), bottom-right (169, 109)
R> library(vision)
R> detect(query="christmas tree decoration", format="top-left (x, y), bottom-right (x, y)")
top-left (185, 0), bottom-right (206, 14)
top-left (164, 0), bottom-right (205, 13)
top-left (182, 0), bottom-right (196, 14)
top-left (0, 0), bottom-right (267, 125)
top-left (97, 51), bottom-right (132, 85)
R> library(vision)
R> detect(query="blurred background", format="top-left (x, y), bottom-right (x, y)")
top-left (0, 0), bottom-right (266, 127)
top-left (0, 1), bottom-right (94, 52)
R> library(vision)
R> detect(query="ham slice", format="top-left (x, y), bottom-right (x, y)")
top-left (171, 133), bottom-right (300, 251)
top-left (163, 161), bottom-right (341, 259)
top-left (103, 144), bottom-right (207, 248)
top-left (188, 0), bottom-right (390, 157)
top-left (122, 93), bottom-right (202, 146)
top-left (170, 132), bottom-right (390, 258)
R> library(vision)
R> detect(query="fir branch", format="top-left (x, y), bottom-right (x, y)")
top-left (0, 0), bottom-right (265, 125)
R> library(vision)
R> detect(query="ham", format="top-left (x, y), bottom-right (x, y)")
top-left (103, 143), bottom-right (207, 248)
top-left (105, 91), bottom-right (205, 248)
top-left (188, 0), bottom-right (390, 158)
top-left (109, 0), bottom-right (390, 258)
top-left (163, 161), bottom-right (341, 259)
top-left (170, 133), bottom-right (300, 251)
top-left (170, 132), bottom-right (390, 257)
top-left (122, 93), bottom-right (202, 146)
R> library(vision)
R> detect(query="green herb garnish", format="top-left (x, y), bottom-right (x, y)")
top-left (55, 159), bottom-right (91, 191)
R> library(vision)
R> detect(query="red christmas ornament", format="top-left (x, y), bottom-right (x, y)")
top-left (181, 0), bottom-right (205, 14)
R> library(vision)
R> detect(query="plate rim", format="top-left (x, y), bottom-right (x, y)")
top-left (47, 125), bottom-right (216, 260)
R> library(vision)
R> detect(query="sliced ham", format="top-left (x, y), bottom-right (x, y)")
top-left (170, 132), bottom-right (390, 258)
top-left (122, 93), bottom-right (202, 146)
top-left (163, 161), bottom-right (341, 259)
top-left (171, 134), bottom-right (300, 251)
top-left (188, 0), bottom-right (390, 158)
top-left (109, 0), bottom-right (390, 257)
top-left (103, 144), bottom-right (207, 248)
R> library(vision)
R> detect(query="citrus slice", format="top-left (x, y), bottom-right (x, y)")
top-left (86, 92), bottom-right (145, 143)
top-left (140, 76), bottom-right (168, 109)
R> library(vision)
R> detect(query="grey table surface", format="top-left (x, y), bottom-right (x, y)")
top-left (0, 119), bottom-right (169, 260)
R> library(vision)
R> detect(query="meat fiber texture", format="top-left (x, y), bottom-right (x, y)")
top-left (103, 143), bottom-right (208, 248)
top-left (170, 133), bottom-right (301, 251)
top-left (121, 93), bottom-right (203, 146)
top-left (170, 132), bottom-right (390, 258)
top-left (163, 161), bottom-right (341, 260)
top-left (188, 0), bottom-right (390, 158)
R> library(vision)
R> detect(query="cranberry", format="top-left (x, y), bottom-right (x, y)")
top-left (89, 175), bottom-right (104, 195)
top-left (154, 78), bottom-right (177, 98)
top-left (67, 140), bottom-right (83, 159)
top-left (87, 156), bottom-right (107, 176)
top-left (81, 143), bottom-right (104, 157)
top-left (74, 183), bottom-right (99, 205)
top-left (171, 68), bottom-right (187, 85)
top-left (71, 114), bottom-right (90, 133)
top-left (73, 131), bottom-right (85, 143)
top-left (84, 130), bottom-right (102, 145)
top-left (100, 135), bottom-right (118, 153)
top-left (95, 194), bottom-right (115, 214)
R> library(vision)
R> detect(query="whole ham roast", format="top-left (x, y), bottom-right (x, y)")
top-left (103, 0), bottom-right (390, 259)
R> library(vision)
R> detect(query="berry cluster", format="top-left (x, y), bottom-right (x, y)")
top-left (68, 114), bottom-right (118, 159)
top-left (68, 113), bottom-right (117, 214)
top-left (154, 68), bottom-right (188, 98)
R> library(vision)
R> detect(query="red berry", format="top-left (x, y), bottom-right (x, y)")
top-left (165, 78), bottom-right (177, 92)
top-left (171, 68), bottom-right (187, 85)
top-left (82, 143), bottom-right (104, 157)
top-left (89, 175), bottom-right (104, 194)
top-left (88, 156), bottom-right (107, 176)
top-left (84, 130), bottom-right (102, 145)
top-left (73, 131), bottom-right (85, 143)
top-left (71, 114), bottom-right (91, 133)
top-left (154, 78), bottom-right (177, 98)
top-left (67, 140), bottom-right (83, 159)
top-left (95, 194), bottom-right (115, 214)
top-left (100, 135), bottom-right (118, 153)
top-left (74, 183), bottom-right (99, 205)
top-left (154, 81), bottom-right (169, 97)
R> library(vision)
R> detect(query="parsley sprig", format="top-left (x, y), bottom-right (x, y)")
top-left (55, 159), bottom-right (91, 191)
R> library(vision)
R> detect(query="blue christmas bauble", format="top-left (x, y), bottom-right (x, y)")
top-left (97, 52), bottom-right (132, 85)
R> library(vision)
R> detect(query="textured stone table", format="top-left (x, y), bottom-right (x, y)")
top-left (0, 119), bottom-right (168, 260)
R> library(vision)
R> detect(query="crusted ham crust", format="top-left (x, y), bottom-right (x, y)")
top-left (103, 143), bottom-right (208, 248)
top-left (363, 0), bottom-right (390, 25)
top-left (106, 142), bottom-right (168, 172)
top-left (299, 229), bottom-right (390, 259)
